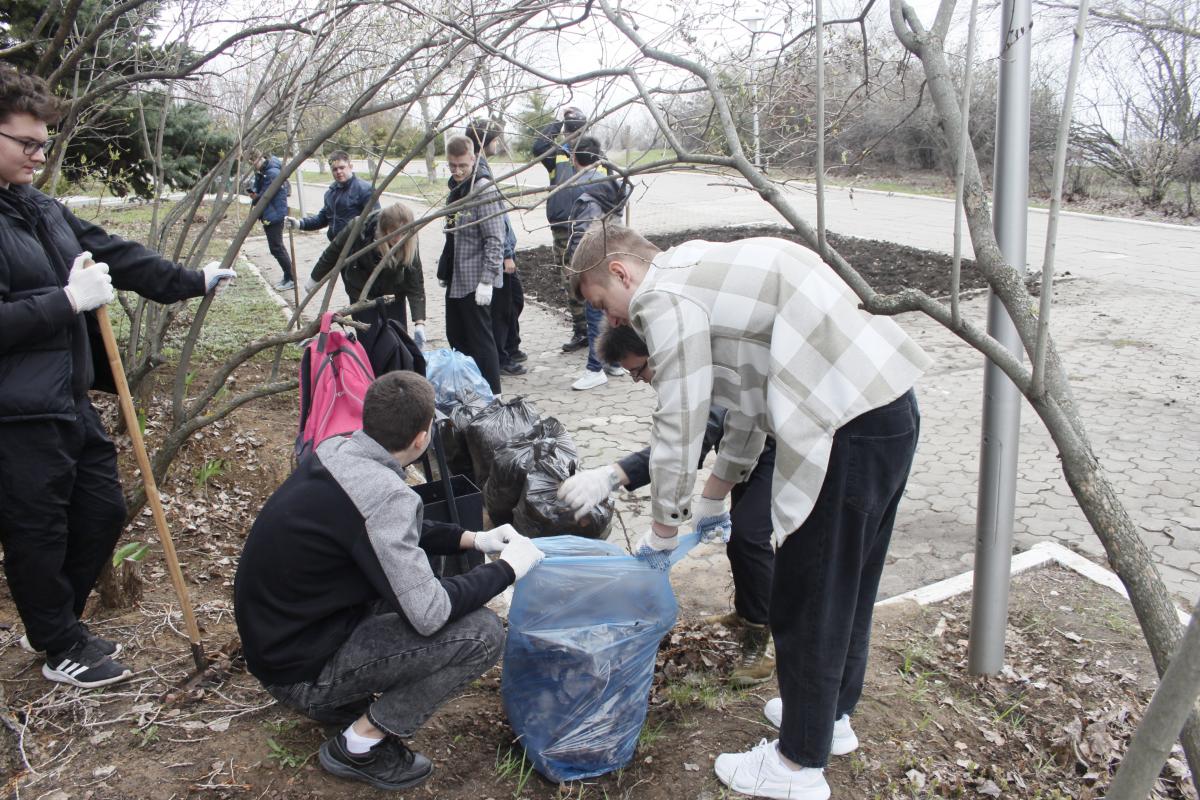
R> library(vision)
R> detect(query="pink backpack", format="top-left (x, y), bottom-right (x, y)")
top-left (296, 313), bottom-right (376, 457)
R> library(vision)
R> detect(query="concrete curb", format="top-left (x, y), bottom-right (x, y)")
top-left (878, 541), bottom-right (1191, 626)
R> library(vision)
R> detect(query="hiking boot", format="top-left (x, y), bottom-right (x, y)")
top-left (702, 611), bottom-right (748, 630)
top-left (21, 624), bottom-right (121, 658)
top-left (43, 638), bottom-right (132, 689)
top-left (510, 350), bottom-right (528, 363)
top-left (729, 620), bottom-right (775, 687)
top-left (763, 700), bottom-right (859, 756)
top-left (500, 362), bottom-right (528, 376)
top-left (714, 738), bottom-right (830, 800)
top-left (571, 370), bottom-right (607, 391)
top-left (318, 733), bottom-right (433, 791)
top-left (561, 333), bottom-right (588, 352)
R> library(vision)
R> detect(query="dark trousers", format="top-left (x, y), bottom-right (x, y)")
top-left (727, 439), bottom-right (777, 626)
top-left (491, 270), bottom-right (523, 365)
top-left (263, 220), bottom-right (293, 281)
top-left (0, 398), bottom-right (127, 654)
top-left (553, 228), bottom-right (586, 337)
top-left (266, 606), bottom-right (504, 737)
top-left (445, 292), bottom-right (501, 395)
top-left (771, 389), bottom-right (919, 768)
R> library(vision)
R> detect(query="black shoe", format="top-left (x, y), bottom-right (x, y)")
top-left (43, 638), bottom-right (132, 688)
top-left (319, 734), bottom-right (433, 791)
top-left (561, 333), bottom-right (588, 352)
top-left (21, 623), bottom-right (121, 658)
top-left (510, 350), bottom-right (528, 363)
top-left (500, 362), bottom-right (528, 376)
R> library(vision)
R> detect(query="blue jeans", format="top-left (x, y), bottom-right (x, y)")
top-left (771, 389), bottom-right (920, 767)
top-left (265, 605), bottom-right (504, 738)
top-left (585, 301), bottom-right (605, 372)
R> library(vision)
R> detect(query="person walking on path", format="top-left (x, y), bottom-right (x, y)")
top-left (303, 202), bottom-right (426, 345)
top-left (285, 149), bottom-right (379, 243)
top-left (0, 65), bottom-right (236, 690)
top-left (570, 225), bottom-right (929, 800)
top-left (531, 105), bottom-right (590, 352)
top-left (247, 149), bottom-right (294, 290)
top-left (438, 136), bottom-right (505, 395)
top-left (559, 324), bottom-right (777, 686)
top-left (235, 371), bottom-right (544, 792)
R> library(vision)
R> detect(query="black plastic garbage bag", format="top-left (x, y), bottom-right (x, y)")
top-left (465, 397), bottom-right (541, 489)
top-left (514, 452), bottom-right (613, 539)
top-left (438, 391), bottom-right (490, 479)
top-left (484, 418), bottom-right (576, 525)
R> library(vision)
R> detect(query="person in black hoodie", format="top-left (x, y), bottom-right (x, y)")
top-left (236, 371), bottom-right (544, 792)
top-left (0, 66), bottom-right (236, 689)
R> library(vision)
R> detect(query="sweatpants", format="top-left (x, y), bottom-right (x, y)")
top-left (263, 220), bottom-right (293, 281)
top-left (445, 292), bottom-right (501, 395)
top-left (771, 389), bottom-right (920, 768)
top-left (265, 605), bottom-right (504, 737)
top-left (0, 397), bottom-right (127, 654)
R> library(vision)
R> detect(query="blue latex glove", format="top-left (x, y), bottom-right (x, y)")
top-left (633, 529), bottom-right (677, 571)
top-left (693, 495), bottom-right (732, 544)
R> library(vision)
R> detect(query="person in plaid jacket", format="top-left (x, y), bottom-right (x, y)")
top-left (570, 224), bottom-right (930, 800)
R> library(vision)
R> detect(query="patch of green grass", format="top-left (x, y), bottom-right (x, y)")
top-left (194, 458), bottom-right (226, 489)
top-left (637, 719), bottom-right (666, 750)
top-left (661, 673), bottom-right (740, 710)
top-left (494, 745), bottom-right (535, 797)
top-left (265, 737), bottom-right (311, 769)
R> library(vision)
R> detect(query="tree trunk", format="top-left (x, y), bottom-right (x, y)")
top-left (96, 558), bottom-right (144, 609)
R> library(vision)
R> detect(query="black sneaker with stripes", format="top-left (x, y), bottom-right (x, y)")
top-left (43, 638), bottom-right (132, 688)
top-left (20, 624), bottom-right (122, 658)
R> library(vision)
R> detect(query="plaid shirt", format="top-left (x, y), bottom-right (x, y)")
top-left (630, 238), bottom-right (932, 545)
top-left (446, 179), bottom-right (505, 299)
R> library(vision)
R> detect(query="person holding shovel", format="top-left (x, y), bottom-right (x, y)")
top-left (0, 66), bottom-right (236, 689)
top-left (569, 224), bottom-right (928, 800)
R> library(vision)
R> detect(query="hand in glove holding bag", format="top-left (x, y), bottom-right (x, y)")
top-left (474, 281), bottom-right (494, 306)
top-left (693, 495), bottom-right (733, 543)
top-left (558, 465), bottom-right (620, 521)
top-left (64, 251), bottom-right (114, 312)
top-left (499, 536), bottom-right (545, 581)
top-left (412, 323), bottom-right (426, 349)
top-left (202, 262), bottom-right (237, 294)
top-left (473, 523), bottom-right (523, 554)
top-left (633, 528), bottom-right (678, 571)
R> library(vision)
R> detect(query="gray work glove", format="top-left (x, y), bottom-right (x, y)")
top-left (474, 281), bottom-right (494, 307)
top-left (64, 252), bottom-right (114, 312)
top-left (633, 529), bottom-right (678, 571)
top-left (202, 262), bottom-right (237, 294)
top-left (499, 536), bottom-right (545, 581)
top-left (693, 495), bottom-right (733, 544)
top-left (473, 524), bottom-right (523, 554)
top-left (558, 465), bottom-right (620, 521)
top-left (283, 217), bottom-right (301, 230)
top-left (412, 323), bottom-right (426, 349)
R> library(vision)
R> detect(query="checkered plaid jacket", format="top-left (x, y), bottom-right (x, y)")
top-left (446, 179), bottom-right (505, 299)
top-left (630, 237), bottom-right (931, 545)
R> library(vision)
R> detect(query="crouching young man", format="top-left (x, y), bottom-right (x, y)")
top-left (235, 371), bottom-right (544, 791)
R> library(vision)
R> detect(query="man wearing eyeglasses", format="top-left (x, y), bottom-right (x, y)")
top-left (568, 224), bottom-right (929, 800)
top-left (0, 66), bottom-right (236, 690)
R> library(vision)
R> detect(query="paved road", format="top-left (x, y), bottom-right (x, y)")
top-left (246, 168), bottom-right (1200, 613)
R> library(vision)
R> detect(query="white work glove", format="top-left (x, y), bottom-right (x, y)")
top-left (283, 216), bottom-right (301, 230)
top-left (693, 495), bottom-right (733, 544)
top-left (64, 252), bottom-right (114, 312)
top-left (474, 281), bottom-right (494, 306)
top-left (558, 465), bottom-right (620, 522)
top-left (634, 529), bottom-right (678, 571)
top-left (499, 536), bottom-right (545, 581)
top-left (202, 262), bottom-right (237, 294)
top-left (302, 275), bottom-right (319, 295)
top-left (412, 323), bottom-right (426, 349)
top-left (473, 523), bottom-right (523, 554)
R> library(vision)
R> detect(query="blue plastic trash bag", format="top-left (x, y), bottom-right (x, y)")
top-left (425, 348), bottom-right (494, 411)
top-left (501, 534), bottom-right (699, 782)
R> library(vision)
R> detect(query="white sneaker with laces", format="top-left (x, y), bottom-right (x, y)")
top-left (571, 370), bottom-right (607, 391)
top-left (603, 364), bottom-right (627, 377)
top-left (763, 698), bottom-right (859, 756)
top-left (714, 738), bottom-right (830, 800)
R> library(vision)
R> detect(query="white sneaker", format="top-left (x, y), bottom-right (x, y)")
top-left (603, 364), bottom-right (627, 377)
top-left (571, 370), bottom-right (607, 391)
top-left (714, 739), bottom-right (830, 800)
top-left (763, 699), bottom-right (859, 756)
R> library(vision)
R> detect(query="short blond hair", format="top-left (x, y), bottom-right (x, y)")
top-left (568, 223), bottom-right (659, 301)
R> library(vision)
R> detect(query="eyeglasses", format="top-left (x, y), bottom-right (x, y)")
top-left (0, 130), bottom-right (55, 156)
top-left (629, 359), bottom-right (650, 381)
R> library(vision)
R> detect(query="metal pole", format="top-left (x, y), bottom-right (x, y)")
top-left (968, 0), bottom-right (1032, 675)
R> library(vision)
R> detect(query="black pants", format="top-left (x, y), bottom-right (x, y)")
top-left (491, 270), bottom-right (523, 365)
top-left (445, 293), bottom-right (501, 395)
top-left (727, 439), bottom-right (776, 625)
top-left (0, 397), bottom-right (127, 654)
top-left (552, 228), bottom-right (586, 337)
top-left (263, 220), bottom-right (293, 281)
top-left (771, 389), bottom-right (919, 768)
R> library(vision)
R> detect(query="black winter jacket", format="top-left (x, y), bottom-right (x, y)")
top-left (309, 209), bottom-right (426, 322)
top-left (0, 185), bottom-right (206, 422)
